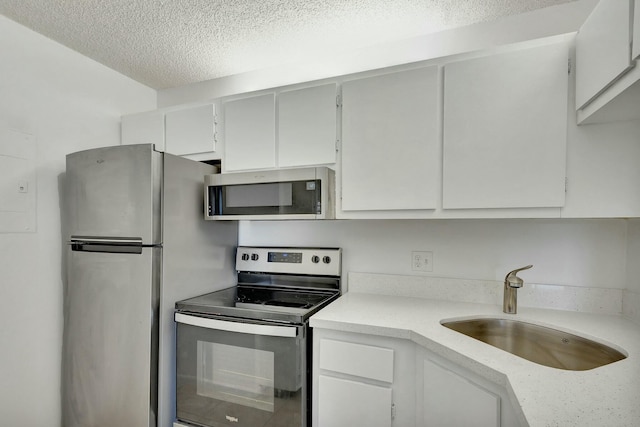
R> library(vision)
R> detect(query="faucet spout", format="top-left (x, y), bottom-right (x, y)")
top-left (503, 265), bottom-right (533, 314)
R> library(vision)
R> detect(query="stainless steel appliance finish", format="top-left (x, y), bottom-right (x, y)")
top-left (442, 317), bottom-right (627, 370)
top-left (174, 247), bottom-right (341, 427)
top-left (62, 144), bottom-right (238, 427)
top-left (204, 166), bottom-right (335, 220)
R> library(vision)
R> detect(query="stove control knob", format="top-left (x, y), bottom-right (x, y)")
top-left (311, 255), bottom-right (320, 263)
top-left (241, 253), bottom-right (250, 261)
top-left (251, 253), bottom-right (259, 261)
top-left (323, 256), bottom-right (331, 264)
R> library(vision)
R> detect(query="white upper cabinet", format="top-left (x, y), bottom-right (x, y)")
top-left (121, 111), bottom-right (165, 151)
top-left (278, 83), bottom-right (337, 167)
top-left (341, 66), bottom-right (440, 212)
top-left (442, 42), bottom-right (569, 210)
top-left (165, 104), bottom-right (215, 155)
top-left (121, 104), bottom-right (216, 156)
top-left (222, 84), bottom-right (337, 171)
top-left (223, 93), bottom-right (276, 171)
top-left (575, 0), bottom-right (633, 110)
top-left (575, 0), bottom-right (640, 124)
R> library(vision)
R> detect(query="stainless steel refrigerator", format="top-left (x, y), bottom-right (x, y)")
top-left (62, 144), bottom-right (238, 427)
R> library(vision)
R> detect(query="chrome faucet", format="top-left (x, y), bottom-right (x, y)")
top-left (503, 265), bottom-right (533, 314)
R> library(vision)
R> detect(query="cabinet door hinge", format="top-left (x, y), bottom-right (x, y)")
top-left (568, 57), bottom-right (572, 75)
top-left (336, 94), bottom-right (342, 107)
top-left (565, 177), bottom-right (568, 193)
top-left (391, 403), bottom-right (396, 420)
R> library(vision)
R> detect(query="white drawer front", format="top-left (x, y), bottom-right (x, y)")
top-left (319, 338), bottom-right (394, 383)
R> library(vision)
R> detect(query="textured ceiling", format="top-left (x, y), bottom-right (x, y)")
top-left (0, 0), bottom-right (575, 89)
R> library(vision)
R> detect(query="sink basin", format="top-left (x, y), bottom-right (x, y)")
top-left (441, 318), bottom-right (626, 371)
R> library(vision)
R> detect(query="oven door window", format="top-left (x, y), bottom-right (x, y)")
top-left (176, 317), bottom-right (306, 427)
top-left (196, 342), bottom-right (275, 411)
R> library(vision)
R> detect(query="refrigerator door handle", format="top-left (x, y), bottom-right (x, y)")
top-left (69, 236), bottom-right (151, 254)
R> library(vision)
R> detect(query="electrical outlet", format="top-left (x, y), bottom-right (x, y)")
top-left (412, 251), bottom-right (433, 272)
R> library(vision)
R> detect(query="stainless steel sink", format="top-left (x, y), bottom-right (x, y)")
top-left (441, 318), bottom-right (627, 371)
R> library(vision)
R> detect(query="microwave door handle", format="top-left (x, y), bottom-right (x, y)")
top-left (175, 313), bottom-right (298, 338)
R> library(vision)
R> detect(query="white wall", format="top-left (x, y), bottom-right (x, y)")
top-left (239, 219), bottom-right (627, 289)
top-left (0, 15), bottom-right (156, 427)
top-left (241, 219), bottom-right (640, 321)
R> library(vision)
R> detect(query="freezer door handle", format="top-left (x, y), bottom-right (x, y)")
top-left (69, 236), bottom-right (146, 254)
top-left (175, 312), bottom-right (298, 338)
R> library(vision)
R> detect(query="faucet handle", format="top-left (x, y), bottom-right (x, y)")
top-left (505, 265), bottom-right (533, 288)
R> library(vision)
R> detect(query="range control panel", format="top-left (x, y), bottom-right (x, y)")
top-left (236, 246), bottom-right (342, 276)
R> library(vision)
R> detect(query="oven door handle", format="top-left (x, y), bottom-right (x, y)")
top-left (175, 312), bottom-right (298, 338)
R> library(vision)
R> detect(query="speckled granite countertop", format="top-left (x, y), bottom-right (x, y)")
top-left (309, 292), bottom-right (640, 427)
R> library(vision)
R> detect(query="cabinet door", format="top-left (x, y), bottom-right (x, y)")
top-left (278, 83), bottom-right (337, 167)
top-left (223, 93), bottom-right (276, 171)
top-left (165, 104), bottom-right (215, 155)
top-left (442, 42), bottom-right (568, 209)
top-left (341, 66), bottom-right (439, 211)
top-left (121, 111), bottom-right (165, 151)
top-left (318, 375), bottom-right (392, 427)
top-left (422, 358), bottom-right (499, 427)
top-left (576, 0), bottom-right (633, 109)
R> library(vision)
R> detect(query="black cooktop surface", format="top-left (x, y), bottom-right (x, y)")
top-left (237, 286), bottom-right (332, 309)
top-left (175, 285), bottom-right (339, 324)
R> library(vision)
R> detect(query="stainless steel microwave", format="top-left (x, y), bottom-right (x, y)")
top-left (204, 167), bottom-right (335, 220)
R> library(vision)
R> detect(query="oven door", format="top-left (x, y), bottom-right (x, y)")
top-left (174, 312), bottom-right (307, 427)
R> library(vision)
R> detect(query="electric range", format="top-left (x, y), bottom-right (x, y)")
top-left (173, 246), bottom-right (341, 427)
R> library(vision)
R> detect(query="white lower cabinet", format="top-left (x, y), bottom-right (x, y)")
top-left (415, 347), bottom-right (524, 427)
top-left (313, 329), bottom-right (415, 427)
top-left (318, 375), bottom-right (392, 427)
top-left (314, 328), bottom-right (524, 427)
top-left (421, 358), bottom-right (499, 427)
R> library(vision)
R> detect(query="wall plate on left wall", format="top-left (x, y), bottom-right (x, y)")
top-left (0, 127), bottom-right (36, 233)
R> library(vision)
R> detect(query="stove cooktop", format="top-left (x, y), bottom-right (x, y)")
top-left (175, 285), bottom-right (340, 324)
top-left (176, 247), bottom-right (342, 323)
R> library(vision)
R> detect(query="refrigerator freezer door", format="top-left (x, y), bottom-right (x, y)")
top-left (65, 144), bottom-right (162, 244)
top-left (62, 246), bottom-right (160, 427)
